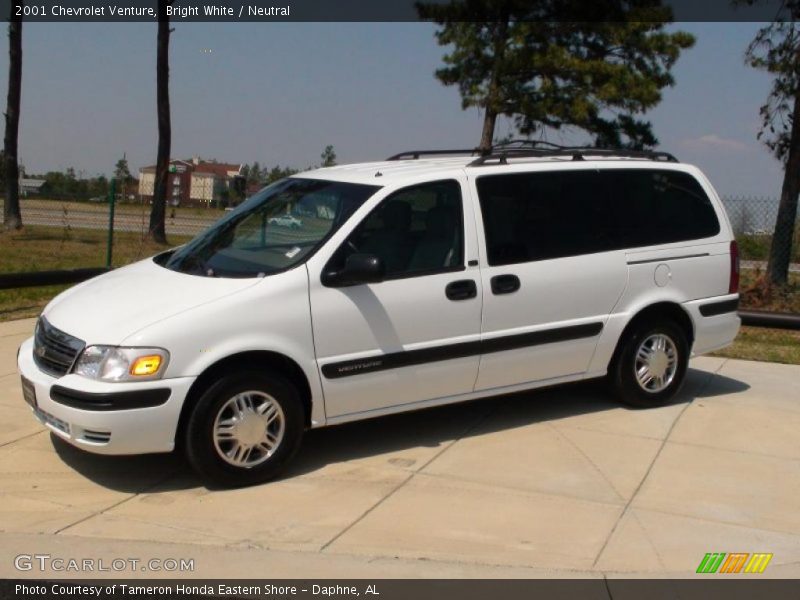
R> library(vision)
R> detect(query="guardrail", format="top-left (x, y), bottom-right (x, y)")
top-left (0, 267), bottom-right (110, 289)
top-left (738, 310), bottom-right (800, 331)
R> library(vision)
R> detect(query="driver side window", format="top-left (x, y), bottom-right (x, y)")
top-left (330, 180), bottom-right (464, 279)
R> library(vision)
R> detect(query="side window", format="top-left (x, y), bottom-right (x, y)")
top-left (602, 170), bottom-right (720, 247)
top-left (330, 180), bottom-right (464, 278)
top-left (476, 171), bottom-right (613, 266)
top-left (476, 169), bottom-right (721, 267)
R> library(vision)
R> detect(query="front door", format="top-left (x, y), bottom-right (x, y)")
top-left (307, 177), bottom-right (483, 419)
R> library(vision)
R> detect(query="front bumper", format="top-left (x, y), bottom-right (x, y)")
top-left (17, 336), bottom-right (195, 455)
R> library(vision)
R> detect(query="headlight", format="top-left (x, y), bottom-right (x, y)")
top-left (73, 346), bottom-right (169, 382)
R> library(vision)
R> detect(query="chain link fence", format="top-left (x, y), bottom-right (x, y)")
top-left (1, 194), bottom-right (798, 310)
top-left (6, 194), bottom-right (222, 236)
top-left (0, 195), bottom-right (224, 271)
top-left (721, 196), bottom-right (800, 266)
top-left (721, 196), bottom-right (799, 315)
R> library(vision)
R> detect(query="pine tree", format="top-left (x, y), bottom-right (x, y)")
top-left (321, 145), bottom-right (337, 167)
top-left (744, 11), bottom-right (800, 286)
top-left (417, 0), bottom-right (694, 150)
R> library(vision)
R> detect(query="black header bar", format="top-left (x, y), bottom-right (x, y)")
top-left (0, 0), bottom-right (791, 23)
top-left (3, 579), bottom-right (800, 600)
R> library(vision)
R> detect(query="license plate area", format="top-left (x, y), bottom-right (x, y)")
top-left (21, 376), bottom-right (37, 409)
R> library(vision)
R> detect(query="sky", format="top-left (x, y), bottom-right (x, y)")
top-left (0, 21), bottom-right (786, 197)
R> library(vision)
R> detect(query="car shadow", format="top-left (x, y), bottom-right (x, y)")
top-left (285, 369), bottom-right (750, 479)
top-left (50, 434), bottom-right (196, 494)
top-left (50, 367), bottom-right (750, 493)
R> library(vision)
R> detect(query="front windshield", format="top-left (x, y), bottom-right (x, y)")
top-left (161, 178), bottom-right (380, 278)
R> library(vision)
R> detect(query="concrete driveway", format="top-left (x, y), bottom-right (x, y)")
top-left (0, 318), bottom-right (798, 579)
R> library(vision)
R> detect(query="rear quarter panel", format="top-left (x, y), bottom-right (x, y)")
top-left (587, 164), bottom-right (736, 375)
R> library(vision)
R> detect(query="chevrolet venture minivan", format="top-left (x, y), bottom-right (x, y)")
top-left (18, 145), bottom-right (741, 486)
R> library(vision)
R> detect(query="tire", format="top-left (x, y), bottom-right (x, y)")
top-left (609, 320), bottom-right (689, 408)
top-left (184, 370), bottom-right (305, 487)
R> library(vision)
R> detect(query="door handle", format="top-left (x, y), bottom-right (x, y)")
top-left (491, 274), bottom-right (521, 295)
top-left (445, 279), bottom-right (477, 301)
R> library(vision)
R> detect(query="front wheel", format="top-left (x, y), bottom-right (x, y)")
top-left (610, 320), bottom-right (689, 408)
top-left (184, 371), bottom-right (305, 487)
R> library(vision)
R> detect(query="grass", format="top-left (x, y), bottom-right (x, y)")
top-left (0, 284), bottom-right (72, 322)
top-left (0, 225), bottom-right (190, 321)
top-left (722, 269), bottom-right (800, 365)
top-left (710, 326), bottom-right (800, 365)
top-left (739, 269), bottom-right (800, 313)
top-left (735, 226), bottom-right (800, 263)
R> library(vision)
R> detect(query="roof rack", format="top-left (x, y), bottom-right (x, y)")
top-left (386, 149), bottom-right (483, 160)
top-left (493, 139), bottom-right (567, 150)
top-left (491, 139), bottom-right (678, 155)
top-left (385, 141), bottom-right (678, 165)
top-left (469, 142), bottom-right (678, 166)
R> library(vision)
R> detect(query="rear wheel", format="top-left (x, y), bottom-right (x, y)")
top-left (610, 320), bottom-right (689, 408)
top-left (184, 370), bottom-right (304, 487)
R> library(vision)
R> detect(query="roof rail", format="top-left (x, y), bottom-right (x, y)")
top-left (493, 139), bottom-right (567, 150)
top-left (386, 142), bottom-right (678, 164)
top-left (386, 142), bottom-right (562, 160)
top-left (469, 145), bottom-right (678, 166)
top-left (386, 149), bottom-right (483, 160)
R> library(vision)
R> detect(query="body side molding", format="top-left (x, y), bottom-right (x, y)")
top-left (321, 322), bottom-right (603, 379)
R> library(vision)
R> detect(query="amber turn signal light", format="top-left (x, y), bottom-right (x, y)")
top-left (129, 355), bottom-right (163, 376)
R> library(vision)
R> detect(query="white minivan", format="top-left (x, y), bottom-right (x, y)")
top-left (18, 146), bottom-right (741, 486)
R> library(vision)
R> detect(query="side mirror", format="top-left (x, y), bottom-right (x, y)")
top-left (322, 253), bottom-right (385, 287)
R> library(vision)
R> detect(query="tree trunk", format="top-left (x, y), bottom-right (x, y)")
top-left (150, 4), bottom-right (171, 245)
top-left (766, 82), bottom-right (800, 287)
top-left (3, 11), bottom-right (22, 231)
top-left (479, 109), bottom-right (498, 151)
top-left (478, 17), bottom-right (510, 153)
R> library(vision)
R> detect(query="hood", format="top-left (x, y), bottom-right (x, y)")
top-left (43, 258), bottom-right (261, 345)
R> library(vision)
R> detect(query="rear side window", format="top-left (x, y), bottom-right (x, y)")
top-left (603, 170), bottom-right (720, 248)
top-left (476, 169), bottom-right (720, 266)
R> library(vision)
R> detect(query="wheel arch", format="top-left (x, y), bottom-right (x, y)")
top-left (610, 301), bottom-right (695, 369)
top-left (175, 350), bottom-right (314, 449)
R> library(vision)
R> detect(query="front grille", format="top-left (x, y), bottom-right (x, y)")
top-left (33, 317), bottom-right (85, 377)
